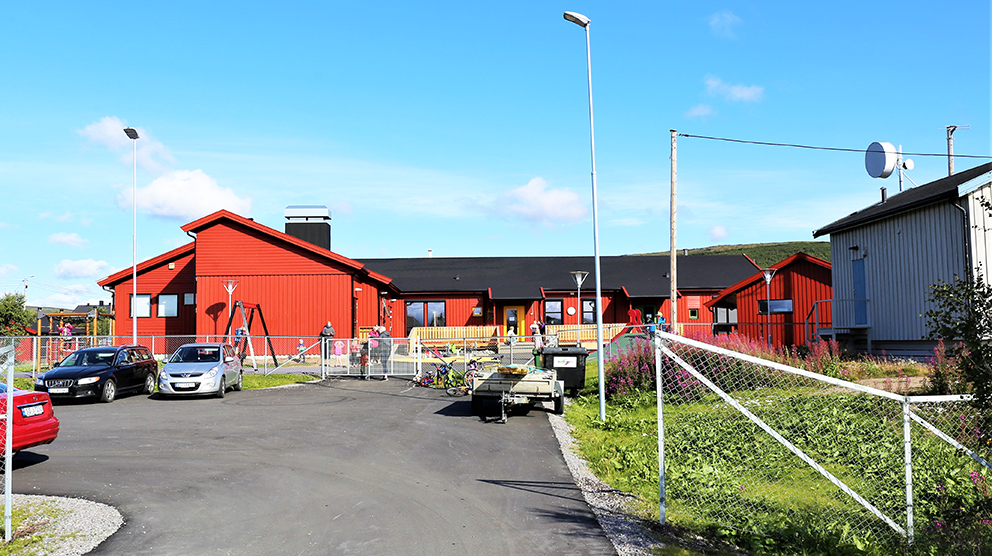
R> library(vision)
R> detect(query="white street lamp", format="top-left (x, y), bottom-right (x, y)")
top-left (760, 267), bottom-right (778, 348)
top-left (570, 270), bottom-right (588, 329)
top-left (563, 11), bottom-right (607, 421)
top-left (124, 127), bottom-right (139, 344)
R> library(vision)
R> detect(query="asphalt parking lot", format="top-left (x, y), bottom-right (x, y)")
top-left (15, 379), bottom-right (616, 556)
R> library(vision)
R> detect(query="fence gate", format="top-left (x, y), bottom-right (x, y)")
top-left (655, 332), bottom-right (991, 547)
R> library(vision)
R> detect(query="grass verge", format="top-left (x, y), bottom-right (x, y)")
top-left (0, 499), bottom-right (69, 555)
top-left (241, 374), bottom-right (315, 390)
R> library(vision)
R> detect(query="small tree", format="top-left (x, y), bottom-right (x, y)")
top-left (0, 292), bottom-right (35, 336)
top-left (924, 271), bottom-right (992, 411)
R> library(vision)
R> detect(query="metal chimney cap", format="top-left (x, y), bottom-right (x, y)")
top-left (284, 205), bottom-right (330, 221)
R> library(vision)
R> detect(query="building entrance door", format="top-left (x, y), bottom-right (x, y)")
top-left (503, 306), bottom-right (524, 336)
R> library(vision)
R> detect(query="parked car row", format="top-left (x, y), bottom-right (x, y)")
top-left (35, 343), bottom-right (244, 402)
top-left (14, 343), bottom-right (244, 458)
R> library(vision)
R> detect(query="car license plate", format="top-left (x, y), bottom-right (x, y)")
top-left (49, 387), bottom-right (69, 394)
top-left (21, 405), bottom-right (44, 418)
top-left (176, 382), bottom-right (195, 388)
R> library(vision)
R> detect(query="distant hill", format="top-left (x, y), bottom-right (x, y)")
top-left (640, 241), bottom-right (831, 269)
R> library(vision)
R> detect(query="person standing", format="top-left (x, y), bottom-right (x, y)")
top-left (319, 321), bottom-right (335, 365)
top-left (530, 320), bottom-right (542, 351)
top-left (377, 326), bottom-right (392, 380)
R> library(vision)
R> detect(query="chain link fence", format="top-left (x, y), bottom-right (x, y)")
top-left (651, 332), bottom-right (991, 549)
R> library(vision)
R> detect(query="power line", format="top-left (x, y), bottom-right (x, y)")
top-left (678, 133), bottom-right (992, 159)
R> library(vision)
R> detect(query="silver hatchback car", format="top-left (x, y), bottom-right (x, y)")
top-left (159, 343), bottom-right (243, 398)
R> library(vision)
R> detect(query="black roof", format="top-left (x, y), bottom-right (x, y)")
top-left (813, 162), bottom-right (992, 238)
top-left (358, 255), bottom-right (758, 300)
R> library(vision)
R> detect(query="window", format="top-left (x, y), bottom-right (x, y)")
top-left (158, 294), bottom-right (178, 317)
top-left (582, 299), bottom-right (595, 325)
top-left (184, 293), bottom-right (195, 305)
top-left (758, 299), bottom-right (794, 315)
top-left (405, 301), bottom-right (446, 335)
top-left (130, 294), bottom-right (151, 318)
top-left (545, 299), bottom-right (563, 325)
top-left (688, 308), bottom-right (699, 320)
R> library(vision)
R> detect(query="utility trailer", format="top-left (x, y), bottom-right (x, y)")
top-left (471, 365), bottom-right (565, 422)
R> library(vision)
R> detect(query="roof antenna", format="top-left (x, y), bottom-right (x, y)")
top-left (865, 141), bottom-right (914, 192)
top-left (945, 125), bottom-right (969, 176)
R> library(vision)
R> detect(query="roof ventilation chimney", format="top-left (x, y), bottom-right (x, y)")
top-left (284, 205), bottom-right (331, 250)
top-left (880, 187), bottom-right (887, 203)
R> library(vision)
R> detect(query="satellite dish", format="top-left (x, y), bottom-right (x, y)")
top-left (865, 142), bottom-right (897, 178)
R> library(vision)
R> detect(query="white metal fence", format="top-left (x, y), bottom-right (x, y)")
top-left (1, 340), bottom-right (15, 541)
top-left (649, 331), bottom-right (991, 548)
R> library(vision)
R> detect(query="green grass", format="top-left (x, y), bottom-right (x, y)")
top-left (13, 377), bottom-right (34, 391)
top-left (241, 374), bottom-right (315, 390)
top-left (565, 356), bottom-right (992, 555)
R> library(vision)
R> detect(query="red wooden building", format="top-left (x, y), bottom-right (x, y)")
top-left (97, 207), bottom-right (786, 342)
top-left (705, 252), bottom-right (832, 348)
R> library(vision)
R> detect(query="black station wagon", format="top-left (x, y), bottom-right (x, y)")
top-left (35, 345), bottom-right (158, 403)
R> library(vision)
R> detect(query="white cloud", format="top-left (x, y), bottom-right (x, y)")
top-left (54, 259), bottom-right (110, 279)
top-left (49, 232), bottom-right (87, 247)
top-left (39, 211), bottom-right (73, 222)
top-left (498, 178), bottom-right (586, 227)
top-left (708, 225), bottom-right (730, 241)
top-left (685, 104), bottom-right (716, 119)
top-left (705, 76), bottom-right (764, 103)
top-left (0, 263), bottom-right (17, 277)
top-left (709, 11), bottom-right (741, 38)
top-left (118, 169), bottom-right (253, 221)
top-left (79, 116), bottom-right (176, 174)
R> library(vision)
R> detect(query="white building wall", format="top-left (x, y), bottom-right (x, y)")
top-left (830, 201), bottom-right (967, 344)
top-left (966, 183), bottom-right (992, 284)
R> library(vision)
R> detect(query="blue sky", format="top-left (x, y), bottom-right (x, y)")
top-left (1, 1), bottom-right (989, 308)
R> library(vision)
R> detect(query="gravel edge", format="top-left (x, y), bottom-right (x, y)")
top-left (545, 404), bottom-right (656, 556)
top-left (10, 494), bottom-right (122, 556)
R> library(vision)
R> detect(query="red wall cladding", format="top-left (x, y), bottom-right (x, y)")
top-left (116, 251), bottom-right (197, 337)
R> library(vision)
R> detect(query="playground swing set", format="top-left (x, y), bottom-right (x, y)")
top-left (222, 301), bottom-right (279, 370)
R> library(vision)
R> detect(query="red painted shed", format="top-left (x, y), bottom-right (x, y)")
top-left (705, 253), bottom-right (832, 348)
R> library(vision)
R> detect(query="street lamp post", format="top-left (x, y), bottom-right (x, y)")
top-left (563, 11), bottom-right (607, 421)
top-left (124, 127), bottom-right (139, 344)
top-left (760, 268), bottom-right (778, 348)
top-left (570, 270), bottom-right (589, 334)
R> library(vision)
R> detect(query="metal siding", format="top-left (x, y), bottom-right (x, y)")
top-left (967, 185), bottom-right (992, 283)
top-left (831, 201), bottom-right (965, 342)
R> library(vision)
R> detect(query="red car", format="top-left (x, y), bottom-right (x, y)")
top-left (0, 385), bottom-right (59, 455)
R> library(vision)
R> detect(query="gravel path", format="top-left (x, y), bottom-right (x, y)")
top-left (9, 494), bottom-right (121, 555)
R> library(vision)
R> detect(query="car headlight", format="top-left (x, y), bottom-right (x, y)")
top-left (158, 371), bottom-right (169, 380)
top-left (204, 368), bottom-right (218, 379)
top-left (77, 376), bottom-right (100, 385)
top-left (35, 375), bottom-right (44, 385)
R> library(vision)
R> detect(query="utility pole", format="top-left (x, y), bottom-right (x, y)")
top-left (946, 125), bottom-right (968, 176)
top-left (669, 130), bottom-right (678, 334)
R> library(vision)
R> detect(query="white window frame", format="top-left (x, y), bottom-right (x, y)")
top-left (158, 294), bottom-right (179, 318)
top-left (131, 294), bottom-right (151, 318)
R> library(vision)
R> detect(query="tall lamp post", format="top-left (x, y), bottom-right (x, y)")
top-left (563, 10), bottom-right (606, 421)
top-left (760, 267), bottom-right (778, 348)
top-left (124, 127), bottom-right (140, 344)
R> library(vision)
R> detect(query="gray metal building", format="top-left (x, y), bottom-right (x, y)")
top-left (813, 162), bottom-right (992, 356)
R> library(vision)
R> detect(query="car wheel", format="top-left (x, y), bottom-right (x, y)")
top-left (553, 394), bottom-right (564, 415)
top-left (100, 380), bottom-right (117, 403)
top-left (217, 377), bottom-right (226, 398)
top-left (233, 372), bottom-right (242, 391)
top-left (144, 373), bottom-right (156, 395)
